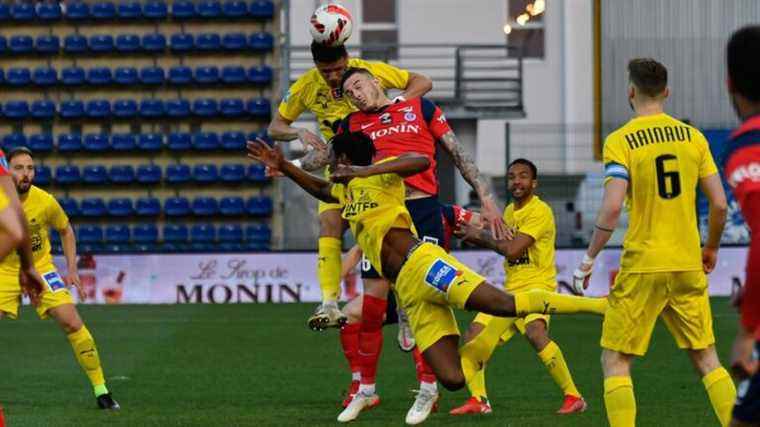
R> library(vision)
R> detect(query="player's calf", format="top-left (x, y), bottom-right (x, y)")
top-left (421, 335), bottom-right (465, 391)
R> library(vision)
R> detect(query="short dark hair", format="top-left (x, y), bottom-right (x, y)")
top-left (331, 131), bottom-right (375, 166)
top-left (727, 26), bottom-right (760, 102)
top-left (340, 67), bottom-right (374, 90)
top-left (508, 158), bottom-right (537, 179)
top-left (7, 146), bottom-right (33, 162)
top-left (627, 58), bottom-right (668, 97)
top-left (310, 40), bottom-right (348, 63)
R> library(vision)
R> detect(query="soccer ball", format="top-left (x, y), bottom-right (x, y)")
top-left (309, 3), bottom-right (353, 47)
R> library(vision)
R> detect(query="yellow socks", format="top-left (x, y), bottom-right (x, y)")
top-left (317, 237), bottom-right (342, 302)
top-left (702, 367), bottom-right (736, 427)
top-left (459, 316), bottom-right (514, 400)
top-left (514, 289), bottom-right (607, 317)
top-left (538, 341), bottom-right (580, 397)
top-left (604, 376), bottom-right (636, 427)
top-left (67, 325), bottom-right (107, 396)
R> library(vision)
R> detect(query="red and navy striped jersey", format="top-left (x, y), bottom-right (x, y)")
top-left (0, 149), bottom-right (8, 176)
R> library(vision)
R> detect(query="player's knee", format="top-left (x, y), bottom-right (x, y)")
top-left (688, 346), bottom-right (721, 376)
top-left (601, 349), bottom-right (632, 377)
top-left (462, 322), bottom-right (485, 344)
top-left (524, 321), bottom-right (549, 349)
top-left (318, 211), bottom-right (343, 237)
top-left (437, 370), bottom-right (466, 391)
top-left (343, 298), bottom-right (362, 323)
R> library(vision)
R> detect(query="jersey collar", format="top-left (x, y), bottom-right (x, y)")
top-left (731, 113), bottom-right (760, 139)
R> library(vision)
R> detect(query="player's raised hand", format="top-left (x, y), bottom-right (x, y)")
top-left (64, 270), bottom-right (86, 301)
top-left (701, 246), bottom-right (718, 274)
top-left (479, 197), bottom-right (509, 240)
top-left (297, 128), bottom-right (327, 152)
top-left (571, 255), bottom-right (595, 295)
top-left (264, 166), bottom-right (285, 178)
top-left (19, 266), bottom-right (45, 306)
top-left (247, 138), bottom-right (284, 169)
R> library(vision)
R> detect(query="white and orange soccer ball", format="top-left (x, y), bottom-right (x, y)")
top-left (309, 3), bottom-right (353, 47)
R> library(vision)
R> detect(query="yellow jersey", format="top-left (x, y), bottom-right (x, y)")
top-left (330, 158), bottom-right (416, 276)
top-left (278, 58), bottom-right (410, 140)
top-left (503, 195), bottom-right (557, 291)
top-left (603, 113), bottom-right (718, 272)
top-left (0, 185), bottom-right (68, 276)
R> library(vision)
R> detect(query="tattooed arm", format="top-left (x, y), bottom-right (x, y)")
top-left (295, 145), bottom-right (331, 172)
top-left (456, 222), bottom-right (533, 261)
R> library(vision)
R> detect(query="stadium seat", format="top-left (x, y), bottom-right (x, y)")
top-left (162, 224), bottom-right (189, 251)
top-left (166, 99), bottom-right (191, 118)
top-left (37, 2), bottom-right (62, 20)
top-left (168, 66), bottom-right (193, 84)
top-left (7, 68), bottom-right (31, 86)
top-left (2, 133), bottom-right (26, 149)
top-left (89, 34), bottom-right (115, 52)
top-left (246, 196), bottom-right (273, 216)
top-left (221, 65), bottom-right (246, 84)
top-left (143, 0), bottom-right (168, 19)
top-left (139, 98), bottom-right (165, 117)
top-left (192, 99), bottom-right (218, 117)
top-left (116, 34), bottom-right (141, 52)
top-left (248, 32), bottom-right (274, 51)
top-left (170, 33), bottom-right (194, 52)
top-left (249, 0), bottom-right (274, 18)
top-left (194, 66), bottom-right (219, 84)
top-left (142, 33), bottom-right (166, 52)
top-left (31, 100), bottom-right (56, 119)
top-left (196, 33), bottom-right (221, 51)
top-left (246, 223), bottom-right (271, 250)
top-left (105, 225), bottom-right (131, 253)
top-left (66, 2), bottom-right (91, 20)
top-left (4, 100), bottom-right (30, 119)
top-left (109, 165), bottom-right (136, 184)
top-left (171, 0), bottom-right (195, 19)
top-left (29, 134), bottom-right (54, 153)
top-left (221, 32), bottom-right (247, 51)
top-left (83, 133), bottom-right (110, 152)
top-left (107, 198), bottom-right (134, 217)
top-left (168, 132), bottom-right (192, 151)
top-left (113, 99), bottom-right (138, 118)
top-left (221, 131), bottom-right (246, 151)
top-left (247, 98), bottom-right (271, 118)
top-left (60, 100), bottom-right (85, 118)
top-left (34, 164), bottom-right (52, 185)
top-left (114, 67), bottom-right (138, 85)
top-left (0, 36), bottom-right (6, 54)
top-left (218, 224), bottom-right (243, 251)
top-left (87, 67), bottom-right (113, 85)
top-left (10, 3), bottom-right (35, 21)
top-left (133, 224), bottom-right (159, 250)
top-left (32, 67), bottom-right (58, 86)
top-left (55, 165), bottom-right (81, 185)
top-left (81, 198), bottom-right (107, 216)
top-left (117, 0), bottom-right (142, 19)
top-left (62, 67), bottom-right (86, 85)
top-left (78, 225), bottom-right (104, 244)
top-left (82, 165), bottom-right (108, 185)
top-left (222, 0), bottom-right (247, 18)
top-left (221, 98), bottom-right (245, 117)
top-left (166, 163), bottom-right (191, 183)
top-left (247, 164), bottom-right (268, 182)
top-left (193, 164), bottom-right (219, 183)
top-left (197, 0), bottom-right (222, 18)
top-left (63, 34), bottom-right (88, 53)
top-left (192, 132), bottom-right (220, 150)
top-left (219, 196), bottom-right (245, 215)
top-left (136, 164), bottom-right (162, 184)
top-left (137, 133), bottom-right (163, 151)
top-left (0, 4), bottom-right (8, 20)
top-left (35, 35), bottom-right (60, 54)
top-left (111, 133), bottom-right (137, 151)
top-left (140, 66), bottom-right (165, 85)
top-left (135, 197), bottom-right (161, 216)
top-left (190, 223), bottom-right (216, 252)
top-left (164, 197), bottom-right (191, 216)
top-left (58, 134), bottom-right (83, 152)
top-left (91, 1), bottom-right (116, 19)
top-left (58, 197), bottom-right (80, 217)
top-left (85, 99), bottom-right (112, 118)
top-left (191, 197), bottom-right (219, 216)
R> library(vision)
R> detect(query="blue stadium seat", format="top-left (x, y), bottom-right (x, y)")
top-left (2, 133), bottom-right (26, 148)
top-left (246, 196), bottom-right (273, 216)
top-left (63, 34), bottom-right (88, 53)
top-left (218, 224), bottom-right (244, 251)
top-left (191, 197), bottom-right (219, 216)
top-left (246, 223), bottom-right (271, 244)
top-left (247, 164), bottom-right (267, 182)
top-left (249, 0), bottom-right (274, 18)
top-left (85, 99), bottom-right (112, 118)
top-left (109, 165), bottom-right (136, 184)
top-left (194, 66), bottom-right (219, 84)
top-left (139, 99), bottom-right (165, 117)
top-left (35, 35), bottom-right (60, 54)
top-left (247, 97), bottom-right (271, 118)
top-left (168, 132), bottom-right (192, 151)
top-left (192, 131), bottom-right (220, 150)
top-left (168, 66), bottom-right (193, 84)
top-left (166, 99), bottom-right (191, 118)
top-left (58, 197), bottom-right (80, 217)
top-left (164, 197), bottom-right (190, 216)
top-left (66, 2), bottom-right (91, 20)
top-left (81, 198), bottom-right (107, 216)
top-left (170, 33), bottom-right (194, 52)
top-left (142, 33), bottom-right (166, 52)
top-left (83, 133), bottom-right (110, 152)
top-left (192, 99), bottom-right (218, 116)
top-left (60, 100), bottom-right (85, 118)
top-left (166, 163), bottom-right (191, 183)
top-left (248, 32), bottom-right (273, 51)
top-left (139, 66), bottom-right (165, 85)
top-left (0, 36), bottom-right (6, 53)
top-left (31, 100), bottom-right (56, 119)
top-left (135, 197), bottom-right (161, 216)
top-left (9, 35), bottom-right (33, 53)
top-left (111, 133), bottom-right (137, 151)
top-left (29, 134), bottom-right (54, 153)
top-left (89, 34), bottom-right (115, 52)
top-left (34, 165), bottom-right (52, 185)
top-left (78, 225), bottom-right (104, 244)
top-left (220, 164), bottom-right (245, 183)
top-left (113, 99), bottom-right (138, 118)
top-left (117, 0), bottom-right (142, 19)
top-left (107, 198), bottom-right (134, 217)
top-left (222, 32), bottom-right (246, 51)
top-left (58, 134), bottom-right (83, 152)
top-left (82, 165), bottom-right (108, 185)
top-left (4, 100), bottom-right (30, 119)
top-left (116, 34), bottom-right (141, 52)
top-left (37, 2), bottom-right (62, 20)
top-left (190, 224), bottom-right (216, 252)
top-left (197, 0), bottom-right (222, 18)
top-left (171, 0), bottom-right (195, 19)
top-left (221, 131), bottom-right (246, 151)
top-left (55, 165), bottom-right (81, 185)
top-left (163, 224), bottom-right (189, 251)
top-left (221, 65), bottom-right (246, 84)
top-left (61, 67), bottom-right (86, 85)
top-left (196, 33), bottom-right (221, 51)
top-left (32, 67), bottom-right (58, 86)
top-left (133, 224), bottom-right (159, 250)
top-left (137, 133), bottom-right (163, 151)
top-left (136, 164), bottom-right (162, 184)
top-left (192, 164), bottom-right (218, 183)
top-left (10, 3), bottom-right (35, 21)
top-left (219, 196), bottom-right (245, 215)
top-left (7, 68), bottom-right (31, 86)
top-left (143, 0), bottom-right (167, 19)
top-left (221, 98), bottom-right (245, 117)
top-left (114, 67), bottom-right (138, 85)
top-left (222, 0), bottom-right (247, 18)
top-left (105, 225), bottom-right (131, 253)
top-left (91, 1), bottom-right (116, 19)
top-left (0, 4), bottom-right (8, 21)
top-left (87, 67), bottom-right (113, 85)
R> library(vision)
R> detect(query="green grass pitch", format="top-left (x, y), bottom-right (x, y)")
top-left (0, 298), bottom-right (739, 426)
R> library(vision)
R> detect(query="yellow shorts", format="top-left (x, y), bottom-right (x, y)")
top-left (0, 269), bottom-right (74, 319)
top-left (473, 311), bottom-right (550, 344)
top-left (394, 242), bottom-right (486, 352)
top-left (601, 270), bottom-right (714, 356)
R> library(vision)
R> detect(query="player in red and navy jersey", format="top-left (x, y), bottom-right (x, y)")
top-left (724, 26), bottom-right (760, 427)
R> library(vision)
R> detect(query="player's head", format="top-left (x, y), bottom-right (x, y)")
top-left (726, 25), bottom-right (760, 120)
top-left (311, 41), bottom-right (349, 88)
top-left (507, 158), bottom-right (537, 201)
top-left (7, 147), bottom-right (35, 194)
top-left (330, 131), bottom-right (376, 168)
top-left (627, 58), bottom-right (669, 108)
top-left (341, 67), bottom-right (386, 111)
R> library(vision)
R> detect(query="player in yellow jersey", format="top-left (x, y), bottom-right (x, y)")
top-left (0, 148), bottom-right (119, 410)
top-left (268, 41), bottom-right (432, 332)
top-left (247, 133), bottom-right (607, 424)
top-left (450, 158), bottom-right (588, 416)
top-left (571, 59), bottom-right (735, 427)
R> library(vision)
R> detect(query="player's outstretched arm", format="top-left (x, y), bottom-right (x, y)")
top-left (329, 153), bottom-right (430, 183)
top-left (455, 222), bottom-right (533, 260)
top-left (699, 173), bottom-right (728, 273)
top-left (399, 72), bottom-right (433, 100)
top-left (267, 111), bottom-right (327, 152)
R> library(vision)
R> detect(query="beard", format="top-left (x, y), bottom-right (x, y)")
top-left (16, 182), bottom-right (31, 194)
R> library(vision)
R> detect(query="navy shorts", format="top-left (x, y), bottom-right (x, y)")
top-left (733, 340), bottom-right (760, 423)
